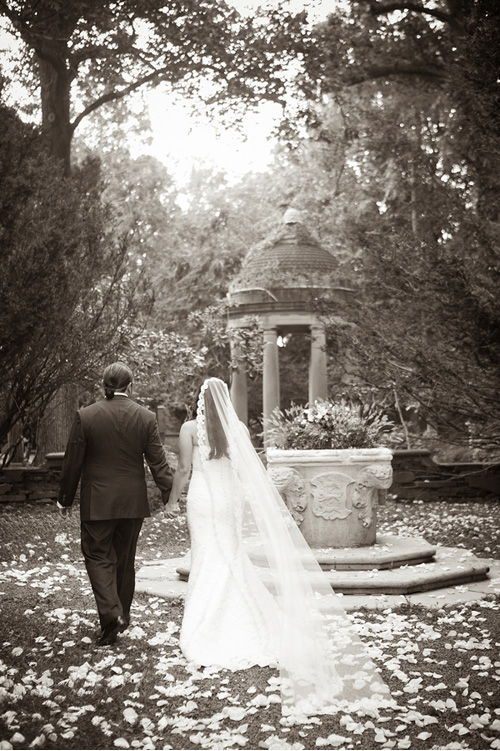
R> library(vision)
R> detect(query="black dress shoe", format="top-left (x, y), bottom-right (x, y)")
top-left (118, 618), bottom-right (129, 633)
top-left (97, 615), bottom-right (127, 646)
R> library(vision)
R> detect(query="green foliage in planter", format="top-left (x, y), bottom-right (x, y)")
top-left (267, 398), bottom-right (394, 450)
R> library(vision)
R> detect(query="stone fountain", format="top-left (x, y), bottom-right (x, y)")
top-left (171, 445), bottom-right (491, 598)
top-left (264, 447), bottom-right (490, 596)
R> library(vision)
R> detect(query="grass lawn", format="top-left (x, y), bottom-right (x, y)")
top-left (0, 491), bottom-right (499, 751)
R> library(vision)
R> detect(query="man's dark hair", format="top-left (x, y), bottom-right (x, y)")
top-left (103, 362), bottom-right (133, 400)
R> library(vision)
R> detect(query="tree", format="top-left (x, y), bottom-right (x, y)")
top-left (122, 327), bottom-right (207, 419)
top-left (0, 97), bottom-right (151, 464)
top-left (73, 131), bottom-right (275, 423)
top-left (281, 0), bottom-right (500, 450)
top-left (0, 0), bottom-right (308, 174)
top-left (330, 215), bottom-right (500, 451)
top-left (0, 0), bottom-right (310, 454)
top-left (277, 0), bottom-right (500, 230)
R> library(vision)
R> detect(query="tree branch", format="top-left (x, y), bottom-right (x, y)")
top-left (0, 1), bottom-right (64, 70)
top-left (347, 63), bottom-right (446, 85)
top-left (69, 44), bottom-right (111, 66)
top-left (70, 67), bottom-right (171, 132)
top-left (368, 1), bottom-right (465, 32)
top-left (0, 1), bottom-right (76, 73)
top-left (69, 43), bottom-right (153, 68)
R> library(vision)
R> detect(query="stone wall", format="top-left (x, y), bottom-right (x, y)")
top-left (1, 449), bottom-right (499, 505)
top-left (0, 454), bottom-right (64, 504)
top-left (391, 449), bottom-right (500, 500)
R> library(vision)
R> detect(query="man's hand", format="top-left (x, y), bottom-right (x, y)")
top-left (58, 505), bottom-right (72, 519)
top-left (163, 501), bottom-right (180, 519)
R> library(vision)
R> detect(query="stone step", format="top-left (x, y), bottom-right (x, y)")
top-left (321, 547), bottom-right (490, 595)
top-left (136, 549), bottom-right (498, 609)
top-left (173, 545), bottom-right (489, 596)
top-left (245, 534), bottom-right (436, 571)
top-left (308, 534), bottom-right (435, 571)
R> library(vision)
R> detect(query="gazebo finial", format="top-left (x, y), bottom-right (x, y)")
top-left (283, 207), bottom-right (303, 225)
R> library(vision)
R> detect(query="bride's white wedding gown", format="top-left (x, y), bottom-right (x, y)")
top-left (179, 447), bottom-right (280, 669)
top-left (175, 378), bottom-right (393, 716)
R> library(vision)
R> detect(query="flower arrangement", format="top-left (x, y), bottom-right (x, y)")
top-left (267, 398), bottom-right (394, 450)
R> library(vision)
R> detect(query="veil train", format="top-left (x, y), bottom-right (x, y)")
top-left (197, 378), bottom-right (393, 718)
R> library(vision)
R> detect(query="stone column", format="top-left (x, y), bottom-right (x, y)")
top-left (308, 324), bottom-right (328, 404)
top-left (263, 326), bottom-right (280, 445)
top-left (230, 339), bottom-right (248, 424)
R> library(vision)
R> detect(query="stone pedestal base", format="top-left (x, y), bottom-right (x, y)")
top-left (320, 547), bottom-right (490, 595)
top-left (172, 540), bottom-right (490, 596)
top-left (313, 534), bottom-right (436, 570)
top-left (244, 534), bottom-right (436, 571)
top-left (137, 550), bottom-right (498, 610)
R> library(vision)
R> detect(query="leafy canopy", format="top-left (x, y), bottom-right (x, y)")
top-left (272, 0), bottom-right (500, 450)
top-left (1, 0), bottom-right (308, 129)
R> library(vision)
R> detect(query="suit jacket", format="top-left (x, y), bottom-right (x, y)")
top-left (58, 396), bottom-right (173, 521)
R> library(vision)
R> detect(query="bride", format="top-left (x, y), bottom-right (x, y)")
top-left (164, 377), bottom-right (392, 717)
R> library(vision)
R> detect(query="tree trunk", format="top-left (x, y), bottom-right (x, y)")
top-left (7, 421), bottom-right (24, 464)
top-left (34, 59), bottom-right (76, 458)
top-left (35, 383), bottom-right (78, 464)
top-left (37, 56), bottom-right (74, 175)
top-left (34, 29), bottom-right (78, 459)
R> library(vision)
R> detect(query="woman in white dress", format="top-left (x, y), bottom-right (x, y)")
top-left (165, 386), bottom-right (279, 669)
top-left (165, 378), bottom-right (392, 718)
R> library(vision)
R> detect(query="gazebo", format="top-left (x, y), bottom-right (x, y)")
top-left (227, 209), bottom-right (354, 442)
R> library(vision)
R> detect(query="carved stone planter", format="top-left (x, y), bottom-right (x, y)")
top-left (266, 448), bottom-right (393, 548)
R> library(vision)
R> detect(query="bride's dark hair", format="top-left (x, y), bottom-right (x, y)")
top-left (204, 383), bottom-right (229, 460)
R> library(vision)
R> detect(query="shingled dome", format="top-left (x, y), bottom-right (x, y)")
top-left (230, 208), bottom-right (338, 294)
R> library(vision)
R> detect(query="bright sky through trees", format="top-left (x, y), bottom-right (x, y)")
top-left (135, 0), bottom-right (332, 184)
top-left (0, 0), bottom-right (331, 184)
top-left (140, 92), bottom-right (282, 183)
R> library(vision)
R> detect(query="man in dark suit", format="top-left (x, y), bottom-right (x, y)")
top-left (57, 362), bottom-right (173, 646)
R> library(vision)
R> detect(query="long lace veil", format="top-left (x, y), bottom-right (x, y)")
top-left (197, 378), bottom-right (393, 718)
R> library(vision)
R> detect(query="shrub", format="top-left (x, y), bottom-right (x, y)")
top-left (267, 398), bottom-right (394, 450)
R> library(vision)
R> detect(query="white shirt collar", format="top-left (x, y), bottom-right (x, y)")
top-left (114, 392), bottom-right (129, 397)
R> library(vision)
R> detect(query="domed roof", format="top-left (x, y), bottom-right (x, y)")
top-left (231, 210), bottom-right (338, 291)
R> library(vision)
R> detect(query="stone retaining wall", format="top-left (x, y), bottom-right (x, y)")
top-left (1, 449), bottom-right (499, 505)
top-left (391, 449), bottom-right (500, 500)
top-left (0, 454), bottom-right (64, 504)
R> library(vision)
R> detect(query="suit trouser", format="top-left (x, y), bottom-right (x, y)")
top-left (81, 518), bottom-right (144, 628)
